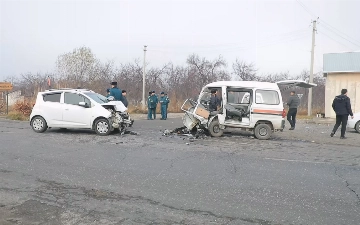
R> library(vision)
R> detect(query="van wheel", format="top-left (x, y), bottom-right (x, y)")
top-left (254, 124), bottom-right (272, 140)
top-left (355, 121), bottom-right (360, 133)
top-left (208, 119), bottom-right (223, 137)
top-left (31, 116), bottom-right (48, 133)
top-left (94, 118), bottom-right (111, 136)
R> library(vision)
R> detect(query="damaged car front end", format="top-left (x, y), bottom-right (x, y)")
top-left (101, 100), bottom-right (134, 134)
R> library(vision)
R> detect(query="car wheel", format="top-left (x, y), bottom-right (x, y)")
top-left (208, 119), bottom-right (223, 137)
top-left (355, 121), bottom-right (360, 133)
top-left (94, 118), bottom-right (111, 136)
top-left (31, 116), bottom-right (48, 133)
top-left (254, 123), bottom-right (272, 140)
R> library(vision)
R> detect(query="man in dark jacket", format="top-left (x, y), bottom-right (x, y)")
top-left (147, 91), bottom-right (158, 120)
top-left (209, 89), bottom-right (218, 112)
top-left (331, 89), bottom-right (354, 139)
top-left (121, 90), bottom-right (128, 107)
top-left (287, 91), bottom-right (300, 130)
top-left (147, 91), bottom-right (152, 120)
top-left (109, 82), bottom-right (123, 101)
top-left (159, 92), bottom-right (169, 120)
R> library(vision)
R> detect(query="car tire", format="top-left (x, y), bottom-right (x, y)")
top-left (94, 118), bottom-right (111, 136)
top-left (254, 123), bottom-right (272, 140)
top-left (208, 119), bottom-right (223, 137)
top-left (31, 116), bottom-right (48, 133)
top-left (355, 121), bottom-right (360, 133)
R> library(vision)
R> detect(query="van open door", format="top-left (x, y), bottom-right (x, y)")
top-left (276, 80), bottom-right (317, 90)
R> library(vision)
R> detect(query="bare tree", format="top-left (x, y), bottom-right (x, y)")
top-left (56, 46), bottom-right (99, 88)
top-left (232, 59), bottom-right (258, 81)
top-left (186, 54), bottom-right (230, 90)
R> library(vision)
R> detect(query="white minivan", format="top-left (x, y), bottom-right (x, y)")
top-left (181, 80), bottom-right (316, 140)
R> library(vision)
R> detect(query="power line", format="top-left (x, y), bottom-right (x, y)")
top-left (319, 22), bottom-right (360, 47)
top-left (295, 0), bottom-right (360, 48)
top-left (318, 30), bottom-right (355, 50)
top-left (295, 0), bottom-right (316, 18)
top-left (319, 19), bottom-right (360, 45)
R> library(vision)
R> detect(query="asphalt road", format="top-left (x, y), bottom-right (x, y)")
top-left (0, 117), bottom-right (359, 225)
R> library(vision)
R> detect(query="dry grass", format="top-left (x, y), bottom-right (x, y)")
top-left (5, 100), bottom-right (34, 121)
top-left (6, 111), bottom-right (29, 121)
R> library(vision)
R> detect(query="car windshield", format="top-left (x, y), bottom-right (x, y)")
top-left (85, 92), bottom-right (109, 104)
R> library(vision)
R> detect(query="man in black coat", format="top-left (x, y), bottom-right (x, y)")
top-left (330, 89), bottom-right (354, 139)
top-left (209, 89), bottom-right (219, 112)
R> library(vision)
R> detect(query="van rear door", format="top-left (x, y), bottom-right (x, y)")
top-left (276, 80), bottom-right (317, 89)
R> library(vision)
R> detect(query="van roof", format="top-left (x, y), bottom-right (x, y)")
top-left (205, 81), bottom-right (279, 89)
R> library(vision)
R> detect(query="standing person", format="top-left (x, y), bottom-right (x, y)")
top-left (215, 89), bottom-right (222, 108)
top-left (330, 89), bottom-right (354, 139)
top-left (121, 90), bottom-right (128, 107)
top-left (109, 82), bottom-right (123, 101)
top-left (152, 91), bottom-right (158, 119)
top-left (165, 93), bottom-right (170, 119)
top-left (287, 91), bottom-right (300, 130)
top-left (209, 89), bottom-right (219, 112)
top-left (147, 91), bottom-right (152, 120)
top-left (148, 91), bottom-right (157, 120)
top-left (159, 92), bottom-right (169, 120)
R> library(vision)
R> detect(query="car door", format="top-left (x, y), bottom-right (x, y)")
top-left (225, 88), bottom-right (252, 126)
top-left (62, 92), bottom-right (92, 128)
top-left (42, 92), bottom-right (63, 126)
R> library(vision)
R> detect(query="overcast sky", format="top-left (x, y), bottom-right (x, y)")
top-left (1, 0), bottom-right (360, 81)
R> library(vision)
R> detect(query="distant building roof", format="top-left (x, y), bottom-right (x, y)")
top-left (323, 52), bottom-right (360, 74)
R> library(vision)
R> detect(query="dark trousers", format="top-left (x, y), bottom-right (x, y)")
top-left (332, 115), bottom-right (348, 137)
top-left (287, 108), bottom-right (297, 128)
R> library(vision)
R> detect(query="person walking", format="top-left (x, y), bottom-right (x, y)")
top-left (330, 89), bottom-right (354, 139)
top-left (109, 82), bottom-right (123, 101)
top-left (159, 92), bottom-right (169, 120)
top-left (147, 91), bottom-right (157, 120)
top-left (121, 90), bottom-right (128, 107)
top-left (287, 91), bottom-right (300, 130)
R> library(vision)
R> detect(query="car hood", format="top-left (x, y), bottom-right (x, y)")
top-left (101, 101), bottom-right (127, 112)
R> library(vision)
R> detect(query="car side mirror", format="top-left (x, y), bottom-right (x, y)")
top-left (79, 102), bottom-right (88, 108)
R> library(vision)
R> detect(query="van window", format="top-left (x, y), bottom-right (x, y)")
top-left (64, 93), bottom-right (91, 106)
top-left (227, 90), bottom-right (252, 104)
top-left (43, 93), bottom-right (61, 102)
top-left (255, 90), bottom-right (280, 105)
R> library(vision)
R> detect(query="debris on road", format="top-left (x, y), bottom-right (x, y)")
top-left (163, 126), bottom-right (208, 140)
top-left (119, 130), bottom-right (138, 135)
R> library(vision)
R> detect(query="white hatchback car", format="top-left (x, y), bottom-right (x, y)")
top-left (347, 112), bottom-right (360, 133)
top-left (29, 89), bottom-right (132, 135)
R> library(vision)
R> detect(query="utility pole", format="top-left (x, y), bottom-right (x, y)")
top-left (308, 19), bottom-right (317, 116)
top-left (142, 45), bottom-right (147, 109)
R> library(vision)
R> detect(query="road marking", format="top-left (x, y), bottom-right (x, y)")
top-left (264, 157), bottom-right (329, 164)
